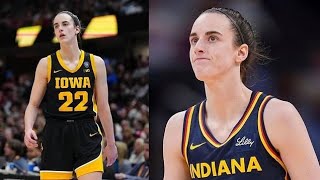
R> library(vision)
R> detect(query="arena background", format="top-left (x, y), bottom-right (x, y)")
top-left (150, 0), bottom-right (320, 179)
top-left (0, 0), bottom-right (148, 179)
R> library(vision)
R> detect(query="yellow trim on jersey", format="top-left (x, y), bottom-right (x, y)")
top-left (199, 92), bottom-right (262, 148)
top-left (47, 55), bottom-right (52, 83)
top-left (92, 94), bottom-right (98, 114)
top-left (183, 106), bottom-right (195, 165)
top-left (258, 96), bottom-right (289, 180)
top-left (40, 170), bottom-right (73, 179)
top-left (90, 54), bottom-right (97, 78)
top-left (75, 152), bottom-right (103, 177)
top-left (56, 50), bottom-right (85, 73)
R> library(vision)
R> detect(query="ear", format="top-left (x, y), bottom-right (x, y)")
top-left (75, 26), bottom-right (80, 35)
top-left (236, 44), bottom-right (249, 63)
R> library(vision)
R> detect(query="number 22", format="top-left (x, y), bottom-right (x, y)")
top-left (58, 91), bottom-right (88, 112)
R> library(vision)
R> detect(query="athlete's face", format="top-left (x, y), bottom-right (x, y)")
top-left (53, 13), bottom-right (79, 43)
top-left (189, 13), bottom-right (247, 82)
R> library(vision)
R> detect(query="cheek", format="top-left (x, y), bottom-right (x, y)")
top-left (189, 48), bottom-right (193, 62)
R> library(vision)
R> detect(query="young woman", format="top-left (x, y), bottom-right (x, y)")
top-left (24, 11), bottom-right (117, 180)
top-left (163, 7), bottom-right (320, 180)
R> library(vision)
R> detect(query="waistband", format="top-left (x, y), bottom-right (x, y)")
top-left (45, 117), bottom-right (95, 124)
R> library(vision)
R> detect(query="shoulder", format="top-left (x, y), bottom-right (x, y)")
top-left (38, 57), bottom-right (49, 68)
top-left (264, 98), bottom-right (300, 126)
top-left (163, 110), bottom-right (188, 151)
top-left (263, 97), bottom-right (304, 148)
top-left (35, 57), bottom-right (49, 77)
top-left (91, 54), bottom-right (105, 66)
top-left (165, 111), bottom-right (187, 133)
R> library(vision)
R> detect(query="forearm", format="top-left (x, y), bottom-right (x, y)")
top-left (24, 104), bottom-right (39, 131)
top-left (98, 105), bottom-right (116, 145)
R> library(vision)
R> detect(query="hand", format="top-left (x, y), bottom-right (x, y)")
top-left (114, 173), bottom-right (126, 179)
top-left (24, 129), bottom-right (38, 148)
top-left (103, 143), bottom-right (118, 166)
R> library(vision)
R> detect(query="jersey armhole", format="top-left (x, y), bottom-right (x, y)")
top-left (181, 106), bottom-right (195, 165)
top-left (258, 96), bottom-right (289, 179)
top-left (47, 55), bottom-right (52, 83)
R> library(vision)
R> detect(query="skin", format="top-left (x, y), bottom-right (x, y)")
top-left (163, 12), bottom-right (320, 180)
top-left (24, 12), bottom-right (118, 180)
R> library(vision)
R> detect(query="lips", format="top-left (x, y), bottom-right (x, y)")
top-left (59, 34), bottom-right (65, 38)
top-left (194, 57), bottom-right (210, 62)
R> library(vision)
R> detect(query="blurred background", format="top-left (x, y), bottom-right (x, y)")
top-left (150, 0), bottom-right (320, 179)
top-left (0, 0), bottom-right (148, 179)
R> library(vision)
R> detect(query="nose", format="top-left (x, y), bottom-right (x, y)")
top-left (193, 39), bottom-right (205, 55)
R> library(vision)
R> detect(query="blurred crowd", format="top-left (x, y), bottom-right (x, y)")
top-left (0, 0), bottom-right (148, 29)
top-left (0, 51), bottom-right (149, 179)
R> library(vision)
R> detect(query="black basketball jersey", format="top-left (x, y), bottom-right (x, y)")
top-left (181, 91), bottom-right (289, 180)
top-left (43, 50), bottom-right (97, 120)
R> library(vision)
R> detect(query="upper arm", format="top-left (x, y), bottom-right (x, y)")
top-left (163, 111), bottom-right (191, 180)
top-left (92, 55), bottom-right (109, 108)
top-left (28, 57), bottom-right (48, 107)
top-left (264, 99), bottom-right (320, 179)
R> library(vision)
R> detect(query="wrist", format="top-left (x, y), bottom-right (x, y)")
top-left (106, 142), bottom-right (116, 146)
top-left (25, 127), bottom-right (32, 132)
top-left (104, 137), bottom-right (116, 146)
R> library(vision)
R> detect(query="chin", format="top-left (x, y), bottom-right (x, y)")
top-left (194, 72), bottom-right (208, 82)
top-left (194, 71), bottom-right (218, 82)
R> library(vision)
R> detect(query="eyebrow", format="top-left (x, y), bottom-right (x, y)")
top-left (53, 21), bottom-right (69, 26)
top-left (189, 31), bottom-right (223, 38)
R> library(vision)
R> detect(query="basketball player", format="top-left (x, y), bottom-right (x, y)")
top-left (24, 11), bottom-right (118, 180)
top-left (163, 7), bottom-right (320, 179)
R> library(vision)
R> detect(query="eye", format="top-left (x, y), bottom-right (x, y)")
top-left (190, 37), bottom-right (198, 45)
top-left (208, 36), bottom-right (216, 42)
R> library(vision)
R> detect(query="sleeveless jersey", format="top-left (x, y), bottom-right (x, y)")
top-left (43, 50), bottom-right (97, 120)
top-left (181, 91), bottom-right (289, 179)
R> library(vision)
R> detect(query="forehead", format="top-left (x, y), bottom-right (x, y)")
top-left (53, 13), bottom-right (73, 24)
top-left (191, 13), bottom-right (232, 35)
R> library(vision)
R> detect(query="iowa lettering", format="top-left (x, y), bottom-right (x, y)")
top-left (55, 77), bottom-right (91, 89)
top-left (235, 136), bottom-right (254, 147)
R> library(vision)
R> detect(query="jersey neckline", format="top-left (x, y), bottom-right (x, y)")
top-left (199, 91), bottom-right (262, 148)
top-left (56, 50), bottom-right (85, 73)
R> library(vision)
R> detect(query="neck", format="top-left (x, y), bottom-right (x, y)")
top-left (60, 42), bottom-right (80, 62)
top-left (204, 74), bottom-right (251, 124)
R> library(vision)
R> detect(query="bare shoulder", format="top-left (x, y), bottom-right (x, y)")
top-left (263, 98), bottom-right (320, 178)
top-left (264, 98), bottom-right (301, 126)
top-left (165, 111), bottom-right (186, 132)
top-left (38, 57), bottom-right (48, 68)
top-left (164, 111), bottom-right (187, 155)
top-left (263, 98), bottom-right (305, 149)
top-left (92, 55), bottom-right (104, 66)
top-left (35, 57), bottom-right (49, 77)
top-left (163, 110), bottom-right (191, 179)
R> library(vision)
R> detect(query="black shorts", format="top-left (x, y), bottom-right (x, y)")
top-left (40, 118), bottom-right (103, 179)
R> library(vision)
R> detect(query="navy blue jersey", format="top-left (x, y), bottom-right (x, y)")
top-left (181, 91), bottom-right (289, 179)
top-left (43, 50), bottom-right (97, 120)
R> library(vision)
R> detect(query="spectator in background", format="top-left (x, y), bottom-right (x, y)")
top-left (3, 139), bottom-right (28, 175)
top-left (26, 146), bottom-right (41, 173)
top-left (115, 141), bottom-right (132, 173)
top-left (121, 123), bottom-right (135, 156)
top-left (115, 138), bottom-right (149, 180)
top-left (128, 138), bottom-right (145, 166)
